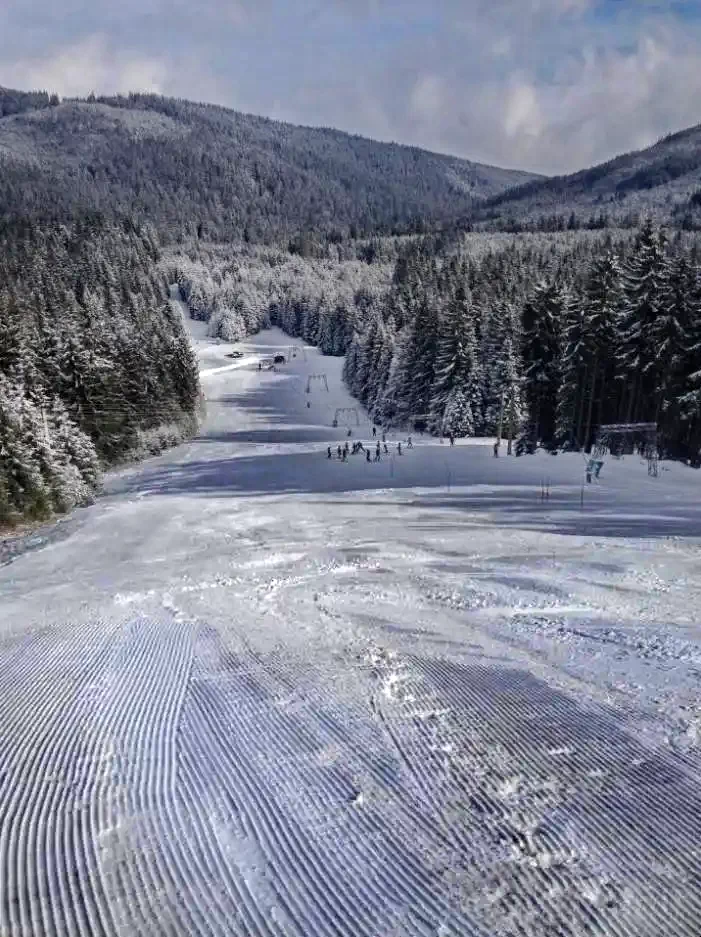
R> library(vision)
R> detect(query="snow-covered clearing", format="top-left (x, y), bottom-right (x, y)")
top-left (2, 312), bottom-right (701, 936)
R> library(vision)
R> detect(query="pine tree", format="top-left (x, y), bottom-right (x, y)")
top-left (555, 291), bottom-right (588, 449)
top-left (520, 279), bottom-right (564, 451)
top-left (429, 284), bottom-right (479, 435)
top-left (652, 253), bottom-right (693, 438)
top-left (580, 251), bottom-right (623, 449)
top-left (442, 385), bottom-right (474, 437)
top-left (617, 220), bottom-right (670, 424)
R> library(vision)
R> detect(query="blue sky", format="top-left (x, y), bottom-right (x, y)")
top-left (1, 0), bottom-right (700, 174)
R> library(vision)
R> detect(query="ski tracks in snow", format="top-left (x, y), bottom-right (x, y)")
top-left (5, 328), bottom-right (701, 936)
top-left (0, 612), bottom-right (484, 937)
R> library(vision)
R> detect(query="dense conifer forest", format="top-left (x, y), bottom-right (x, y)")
top-left (4, 83), bottom-right (701, 528)
top-left (175, 225), bottom-right (701, 465)
top-left (0, 216), bottom-right (199, 526)
top-left (0, 88), bottom-right (535, 243)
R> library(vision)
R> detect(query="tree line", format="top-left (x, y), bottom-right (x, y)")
top-left (342, 223), bottom-right (701, 463)
top-left (0, 215), bottom-right (200, 526)
top-left (171, 224), bottom-right (701, 468)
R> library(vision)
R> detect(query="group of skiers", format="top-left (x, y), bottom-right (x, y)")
top-left (327, 430), bottom-right (413, 463)
top-left (322, 422), bottom-right (464, 464)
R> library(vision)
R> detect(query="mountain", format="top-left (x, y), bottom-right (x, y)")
top-left (474, 123), bottom-right (701, 230)
top-left (0, 88), bottom-right (539, 243)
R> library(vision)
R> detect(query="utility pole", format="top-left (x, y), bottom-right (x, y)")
top-left (495, 390), bottom-right (505, 456)
top-left (506, 385), bottom-right (515, 456)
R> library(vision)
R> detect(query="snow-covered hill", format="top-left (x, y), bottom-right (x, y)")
top-left (2, 325), bottom-right (701, 936)
top-left (0, 87), bottom-right (539, 242)
top-left (475, 123), bottom-right (701, 229)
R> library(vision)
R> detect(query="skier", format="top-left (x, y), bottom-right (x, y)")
top-left (407, 435), bottom-right (413, 449)
top-left (343, 442), bottom-right (349, 458)
top-left (383, 443), bottom-right (389, 454)
top-left (382, 432), bottom-right (386, 443)
top-left (337, 445), bottom-right (343, 459)
top-left (449, 433), bottom-right (455, 447)
top-left (493, 440), bottom-right (500, 458)
top-left (397, 442), bottom-right (402, 456)
top-left (366, 449), bottom-right (371, 463)
top-left (258, 361), bottom-right (262, 371)
top-left (375, 443), bottom-right (381, 462)
top-left (327, 446), bottom-right (332, 459)
top-left (372, 426), bottom-right (377, 438)
top-left (347, 428), bottom-right (353, 438)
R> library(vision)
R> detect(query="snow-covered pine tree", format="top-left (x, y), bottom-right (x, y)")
top-left (481, 299), bottom-right (521, 436)
top-left (399, 290), bottom-right (440, 426)
top-left (442, 385), bottom-right (474, 438)
top-left (651, 252), bottom-right (693, 436)
top-left (519, 279), bottom-right (565, 451)
top-left (428, 283), bottom-right (479, 435)
top-left (668, 256), bottom-right (701, 460)
top-left (580, 251), bottom-right (623, 449)
top-left (617, 220), bottom-right (670, 424)
top-left (0, 379), bottom-right (52, 520)
top-left (376, 327), bottom-right (411, 428)
top-left (555, 290), bottom-right (588, 449)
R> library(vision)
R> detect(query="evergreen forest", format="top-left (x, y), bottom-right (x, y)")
top-left (4, 83), bottom-right (701, 528)
top-left (0, 216), bottom-right (200, 526)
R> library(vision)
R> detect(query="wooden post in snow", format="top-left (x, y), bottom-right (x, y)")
top-left (496, 390), bottom-right (505, 456)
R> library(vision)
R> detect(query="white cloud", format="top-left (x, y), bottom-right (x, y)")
top-left (1, 35), bottom-right (168, 97)
top-left (0, 1), bottom-right (700, 175)
top-left (503, 82), bottom-right (543, 140)
top-left (409, 74), bottom-right (444, 122)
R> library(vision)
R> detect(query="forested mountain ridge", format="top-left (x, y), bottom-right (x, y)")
top-left (473, 124), bottom-right (701, 231)
top-left (0, 86), bottom-right (60, 118)
top-left (0, 88), bottom-right (539, 243)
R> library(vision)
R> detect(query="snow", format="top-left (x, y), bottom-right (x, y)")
top-left (2, 309), bottom-right (701, 936)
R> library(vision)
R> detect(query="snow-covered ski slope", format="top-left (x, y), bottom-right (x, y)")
top-left (2, 316), bottom-right (701, 937)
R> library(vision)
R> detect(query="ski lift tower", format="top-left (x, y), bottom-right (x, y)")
top-left (594, 422), bottom-right (659, 477)
top-left (333, 407), bottom-right (360, 428)
top-left (305, 374), bottom-right (329, 394)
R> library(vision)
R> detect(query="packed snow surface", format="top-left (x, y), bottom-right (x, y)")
top-left (2, 308), bottom-right (701, 936)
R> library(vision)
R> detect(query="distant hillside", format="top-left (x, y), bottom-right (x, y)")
top-left (473, 123), bottom-right (701, 230)
top-left (0, 88), bottom-right (538, 243)
top-left (0, 86), bottom-right (60, 118)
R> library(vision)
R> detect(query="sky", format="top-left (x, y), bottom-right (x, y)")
top-left (1, 0), bottom-right (700, 175)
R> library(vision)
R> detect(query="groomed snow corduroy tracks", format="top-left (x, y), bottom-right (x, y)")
top-left (3, 615), bottom-right (701, 936)
top-left (3, 325), bottom-right (701, 936)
